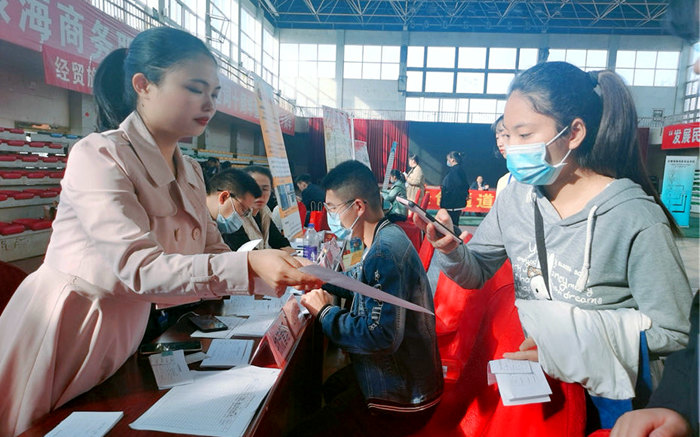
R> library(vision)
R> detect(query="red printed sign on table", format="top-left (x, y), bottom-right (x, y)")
top-left (0, 0), bottom-right (136, 61)
top-left (661, 122), bottom-right (700, 150)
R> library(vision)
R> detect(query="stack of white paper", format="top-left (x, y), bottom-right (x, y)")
top-left (487, 359), bottom-right (552, 406)
top-left (222, 291), bottom-right (291, 316)
top-left (46, 411), bottom-right (123, 437)
top-left (130, 366), bottom-right (281, 437)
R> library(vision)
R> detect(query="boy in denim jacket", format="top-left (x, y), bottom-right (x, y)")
top-left (296, 160), bottom-right (443, 437)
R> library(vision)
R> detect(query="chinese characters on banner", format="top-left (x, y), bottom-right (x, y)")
top-left (424, 186), bottom-right (495, 214)
top-left (661, 122), bottom-right (700, 150)
top-left (42, 45), bottom-right (99, 94)
top-left (0, 0), bottom-right (137, 57)
top-left (254, 77), bottom-right (303, 239)
top-left (4, 0), bottom-right (295, 135)
top-left (322, 106), bottom-right (354, 171)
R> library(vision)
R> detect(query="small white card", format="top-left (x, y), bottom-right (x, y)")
top-left (45, 411), bottom-right (123, 437)
top-left (148, 350), bottom-right (193, 389)
top-left (488, 359), bottom-right (552, 406)
top-left (184, 351), bottom-right (209, 364)
top-left (201, 339), bottom-right (255, 368)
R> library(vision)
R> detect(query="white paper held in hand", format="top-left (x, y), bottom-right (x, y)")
top-left (299, 264), bottom-right (434, 315)
top-left (487, 358), bottom-right (552, 406)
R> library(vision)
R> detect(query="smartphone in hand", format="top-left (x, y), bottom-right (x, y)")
top-left (396, 196), bottom-right (463, 244)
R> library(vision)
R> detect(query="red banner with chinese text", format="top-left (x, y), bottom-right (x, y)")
top-left (3, 0), bottom-right (294, 135)
top-left (424, 186), bottom-right (496, 213)
top-left (42, 45), bottom-right (99, 94)
top-left (661, 122), bottom-right (700, 150)
top-left (0, 0), bottom-right (137, 61)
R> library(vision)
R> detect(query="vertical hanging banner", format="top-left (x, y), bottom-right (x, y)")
top-left (381, 141), bottom-right (397, 191)
top-left (255, 77), bottom-right (302, 239)
top-left (660, 155), bottom-right (697, 227)
top-left (322, 106), bottom-right (353, 171)
top-left (353, 140), bottom-right (372, 170)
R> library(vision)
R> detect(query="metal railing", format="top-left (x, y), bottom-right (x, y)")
top-left (87, 0), bottom-right (295, 112)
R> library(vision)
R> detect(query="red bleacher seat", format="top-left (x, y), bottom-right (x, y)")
top-left (5, 140), bottom-right (26, 147)
top-left (0, 154), bottom-right (17, 161)
top-left (48, 143), bottom-right (63, 149)
top-left (12, 218), bottom-right (52, 231)
top-left (0, 222), bottom-right (25, 235)
top-left (28, 141), bottom-right (46, 147)
top-left (40, 156), bottom-right (59, 163)
top-left (8, 128), bottom-right (24, 134)
top-left (0, 171), bottom-right (22, 179)
top-left (19, 155), bottom-right (39, 162)
top-left (0, 194), bottom-right (7, 202)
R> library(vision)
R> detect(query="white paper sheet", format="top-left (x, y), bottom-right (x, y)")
top-left (488, 359), bottom-right (552, 406)
top-left (236, 238), bottom-right (262, 252)
top-left (299, 264), bottom-right (434, 315)
top-left (130, 366), bottom-right (281, 437)
top-left (191, 316), bottom-right (247, 339)
top-left (46, 411), bottom-right (123, 437)
top-left (148, 349), bottom-right (193, 390)
top-left (230, 313), bottom-right (278, 337)
top-left (222, 291), bottom-right (291, 316)
top-left (200, 339), bottom-right (255, 368)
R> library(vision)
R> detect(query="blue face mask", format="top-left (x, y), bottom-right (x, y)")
top-left (216, 197), bottom-right (248, 234)
top-left (506, 126), bottom-right (571, 186)
top-left (327, 201), bottom-right (359, 240)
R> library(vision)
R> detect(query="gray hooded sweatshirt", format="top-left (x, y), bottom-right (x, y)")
top-left (438, 178), bottom-right (692, 356)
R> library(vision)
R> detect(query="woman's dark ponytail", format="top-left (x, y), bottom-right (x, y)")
top-left (94, 48), bottom-right (131, 131)
top-left (594, 70), bottom-right (681, 236)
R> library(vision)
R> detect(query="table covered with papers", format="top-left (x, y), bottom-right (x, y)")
top-left (20, 292), bottom-right (323, 437)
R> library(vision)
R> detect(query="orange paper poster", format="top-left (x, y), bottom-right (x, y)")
top-left (255, 78), bottom-right (303, 239)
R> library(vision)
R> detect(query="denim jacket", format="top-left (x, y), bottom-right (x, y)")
top-left (319, 220), bottom-right (443, 410)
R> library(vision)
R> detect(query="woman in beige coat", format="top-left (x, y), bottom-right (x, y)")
top-left (0, 27), bottom-right (321, 437)
top-left (405, 154), bottom-right (425, 204)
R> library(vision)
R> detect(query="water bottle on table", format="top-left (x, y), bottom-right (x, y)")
top-left (303, 224), bottom-right (319, 261)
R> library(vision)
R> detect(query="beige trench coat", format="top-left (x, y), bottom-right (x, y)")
top-left (0, 112), bottom-right (251, 436)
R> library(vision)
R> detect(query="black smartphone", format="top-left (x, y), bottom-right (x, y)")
top-left (189, 314), bottom-right (228, 332)
top-left (139, 340), bottom-right (202, 355)
top-left (396, 196), bottom-right (463, 244)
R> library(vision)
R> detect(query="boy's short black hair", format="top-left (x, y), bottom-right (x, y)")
top-left (296, 173), bottom-right (312, 185)
top-left (205, 169), bottom-right (262, 198)
top-left (322, 160), bottom-right (381, 212)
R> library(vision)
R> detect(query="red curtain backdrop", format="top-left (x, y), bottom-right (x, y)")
top-left (307, 117), bottom-right (328, 184)
top-left (307, 118), bottom-right (408, 183)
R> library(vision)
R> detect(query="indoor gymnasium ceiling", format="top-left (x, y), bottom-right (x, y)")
top-left (254, 0), bottom-right (674, 35)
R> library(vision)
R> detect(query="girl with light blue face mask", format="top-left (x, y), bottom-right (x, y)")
top-left (421, 62), bottom-right (689, 430)
top-left (505, 125), bottom-right (570, 186)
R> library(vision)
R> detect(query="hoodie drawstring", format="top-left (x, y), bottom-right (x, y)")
top-left (575, 205), bottom-right (598, 292)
